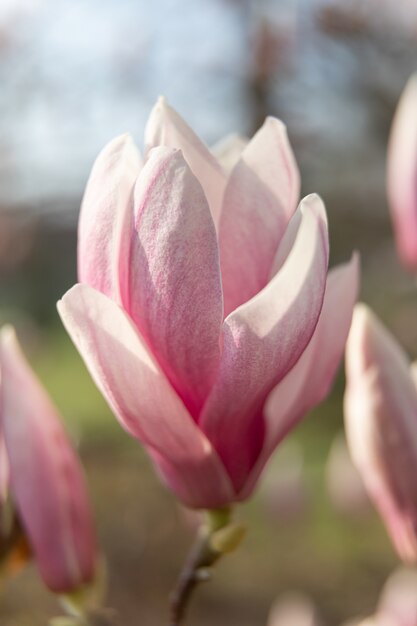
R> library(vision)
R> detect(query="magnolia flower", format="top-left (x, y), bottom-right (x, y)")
top-left (344, 304), bottom-right (417, 562)
top-left (387, 74), bottom-right (417, 270)
top-left (341, 568), bottom-right (417, 626)
top-left (58, 98), bottom-right (359, 509)
top-left (0, 326), bottom-right (96, 593)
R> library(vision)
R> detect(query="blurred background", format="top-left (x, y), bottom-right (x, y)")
top-left (0, 0), bottom-right (417, 624)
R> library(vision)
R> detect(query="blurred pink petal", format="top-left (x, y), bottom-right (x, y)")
top-left (268, 593), bottom-right (321, 626)
top-left (344, 305), bottom-right (417, 562)
top-left (145, 97), bottom-right (226, 228)
top-left (378, 567), bottom-right (417, 626)
top-left (200, 194), bottom-right (329, 492)
top-left (0, 327), bottom-right (96, 592)
top-left (387, 75), bottom-right (417, 270)
top-left (341, 619), bottom-right (395, 626)
top-left (78, 134), bottom-right (141, 303)
top-left (410, 362), bottom-right (417, 384)
top-left (126, 147), bottom-right (223, 415)
top-left (58, 285), bottom-right (234, 509)
top-left (0, 368), bottom-right (9, 505)
top-left (219, 116), bottom-right (300, 316)
top-left (0, 435), bottom-right (8, 506)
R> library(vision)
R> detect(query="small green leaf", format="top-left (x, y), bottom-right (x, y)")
top-left (210, 522), bottom-right (247, 554)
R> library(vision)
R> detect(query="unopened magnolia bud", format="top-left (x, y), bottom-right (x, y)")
top-left (0, 327), bottom-right (97, 593)
top-left (344, 305), bottom-right (417, 562)
top-left (387, 74), bottom-right (417, 270)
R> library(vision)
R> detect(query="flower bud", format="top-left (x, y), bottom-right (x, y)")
top-left (344, 305), bottom-right (417, 562)
top-left (387, 74), bottom-right (417, 270)
top-left (0, 326), bottom-right (97, 593)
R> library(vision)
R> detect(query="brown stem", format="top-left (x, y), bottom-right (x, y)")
top-left (168, 509), bottom-right (231, 626)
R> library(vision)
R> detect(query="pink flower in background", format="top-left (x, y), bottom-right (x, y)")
top-left (344, 304), bottom-right (417, 563)
top-left (267, 593), bottom-right (321, 626)
top-left (378, 567), bottom-right (417, 626)
top-left (0, 326), bottom-right (96, 592)
top-left (58, 98), bottom-right (359, 509)
top-left (387, 74), bottom-right (417, 271)
top-left (345, 568), bottom-right (417, 626)
top-left (341, 618), bottom-right (394, 626)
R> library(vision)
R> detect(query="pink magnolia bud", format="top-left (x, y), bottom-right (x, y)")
top-left (344, 304), bottom-right (417, 562)
top-left (58, 98), bottom-right (359, 509)
top-left (387, 74), bottom-right (417, 270)
top-left (0, 326), bottom-right (97, 593)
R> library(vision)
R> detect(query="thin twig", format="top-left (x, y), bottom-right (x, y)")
top-left (168, 509), bottom-right (231, 626)
top-left (168, 528), bottom-right (220, 626)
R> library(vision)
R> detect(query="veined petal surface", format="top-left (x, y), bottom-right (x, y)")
top-left (145, 98), bottom-right (226, 228)
top-left (240, 254), bottom-right (359, 500)
top-left (219, 117), bottom-right (300, 316)
top-left (127, 147), bottom-right (224, 415)
top-left (78, 135), bottom-right (141, 303)
top-left (200, 194), bottom-right (329, 492)
top-left (58, 285), bottom-right (234, 509)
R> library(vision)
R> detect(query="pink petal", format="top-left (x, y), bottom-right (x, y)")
top-left (126, 147), bottom-right (223, 416)
top-left (200, 194), bottom-right (329, 493)
top-left (240, 253), bottom-right (359, 500)
top-left (219, 117), bottom-right (300, 316)
top-left (268, 594), bottom-right (320, 626)
top-left (344, 305), bottom-right (417, 563)
top-left (0, 433), bottom-right (9, 506)
top-left (387, 74), bottom-right (417, 270)
top-left (410, 361), bottom-right (417, 386)
top-left (0, 327), bottom-right (96, 592)
top-left (145, 98), bottom-right (226, 228)
top-left (269, 203), bottom-right (304, 278)
top-left (378, 567), bottom-right (417, 626)
top-left (210, 133), bottom-right (248, 172)
top-left (58, 285), bottom-right (234, 509)
top-left (0, 374), bottom-right (9, 505)
top-left (78, 134), bottom-right (141, 303)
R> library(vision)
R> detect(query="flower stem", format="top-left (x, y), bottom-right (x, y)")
top-left (168, 508), bottom-right (231, 626)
